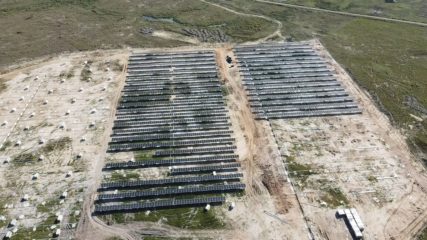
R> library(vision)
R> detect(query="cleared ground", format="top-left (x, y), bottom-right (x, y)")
top-left (268, 40), bottom-right (427, 240)
top-left (0, 50), bottom-right (127, 239)
top-left (209, 0), bottom-right (427, 191)
top-left (0, 0), bottom-right (426, 239)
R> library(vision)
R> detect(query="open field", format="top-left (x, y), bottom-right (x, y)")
top-left (267, 40), bottom-right (427, 239)
top-left (0, 0), bottom-right (275, 68)
top-left (209, 0), bottom-right (427, 182)
top-left (0, 50), bottom-right (127, 239)
top-left (270, 0), bottom-right (427, 23)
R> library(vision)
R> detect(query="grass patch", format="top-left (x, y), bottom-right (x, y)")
top-left (0, 140), bottom-right (11, 151)
top-left (0, 79), bottom-right (6, 93)
top-left (106, 237), bottom-right (123, 240)
top-left (104, 207), bottom-right (226, 230)
top-left (12, 152), bottom-right (39, 165)
top-left (110, 59), bottom-right (123, 72)
top-left (0, 0), bottom-right (275, 68)
top-left (39, 136), bottom-right (72, 154)
top-left (0, 199), bottom-right (7, 228)
top-left (11, 215), bottom-right (57, 239)
top-left (320, 187), bottom-right (349, 208)
top-left (143, 237), bottom-right (196, 240)
top-left (60, 68), bottom-right (75, 79)
top-left (367, 175), bottom-right (377, 182)
top-left (80, 61), bottom-right (93, 81)
top-left (37, 199), bottom-right (59, 213)
top-left (12, 137), bottom-right (72, 166)
top-left (268, 0), bottom-right (427, 23)
top-left (286, 155), bottom-right (315, 187)
top-left (110, 171), bottom-right (140, 181)
top-left (418, 226), bottom-right (427, 240)
top-left (135, 150), bottom-right (156, 161)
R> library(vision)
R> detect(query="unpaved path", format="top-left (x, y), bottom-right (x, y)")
top-left (200, 0), bottom-right (284, 42)
top-left (76, 53), bottom-right (135, 240)
top-left (257, 0), bottom-right (427, 27)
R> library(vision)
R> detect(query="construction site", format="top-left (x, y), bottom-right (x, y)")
top-left (0, 39), bottom-right (426, 240)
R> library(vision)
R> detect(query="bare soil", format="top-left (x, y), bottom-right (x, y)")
top-left (1, 41), bottom-right (425, 240)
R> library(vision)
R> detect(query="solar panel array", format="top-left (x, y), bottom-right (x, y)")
top-left (94, 50), bottom-right (244, 215)
top-left (234, 42), bottom-right (361, 120)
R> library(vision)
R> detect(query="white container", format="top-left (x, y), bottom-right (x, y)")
top-left (205, 204), bottom-right (211, 211)
top-left (61, 191), bottom-right (68, 199)
top-left (9, 219), bottom-right (17, 227)
top-left (349, 218), bottom-right (363, 239)
top-left (22, 194), bottom-right (29, 201)
top-left (56, 215), bottom-right (63, 223)
top-left (350, 208), bottom-right (365, 231)
top-left (336, 209), bottom-right (345, 217)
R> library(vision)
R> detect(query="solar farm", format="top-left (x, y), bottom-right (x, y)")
top-left (0, 41), bottom-right (426, 240)
top-left (95, 50), bottom-right (245, 215)
top-left (235, 42), bottom-right (361, 120)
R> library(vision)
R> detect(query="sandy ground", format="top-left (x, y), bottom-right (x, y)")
top-left (0, 40), bottom-right (425, 240)
top-left (267, 39), bottom-right (427, 240)
top-left (0, 50), bottom-right (128, 239)
top-left (215, 46), bottom-right (310, 240)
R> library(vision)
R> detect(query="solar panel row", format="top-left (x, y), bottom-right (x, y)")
top-left (97, 183), bottom-right (245, 202)
top-left (154, 146), bottom-right (237, 157)
top-left (99, 173), bottom-right (244, 190)
top-left (95, 50), bottom-right (243, 214)
top-left (103, 155), bottom-right (238, 170)
top-left (94, 197), bottom-right (226, 214)
top-left (170, 163), bottom-right (241, 175)
top-left (234, 42), bottom-right (361, 119)
top-left (111, 130), bottom-right (233, 143)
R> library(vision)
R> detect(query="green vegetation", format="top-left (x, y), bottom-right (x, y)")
top-left (0, 79), bottom-right (6, 93)
top-left (269, 0), bottom-right (427, 23)
top-left (110, 171), bottom-right (140, 181)
top-left (286, 155), bottom-right (315, 186)
top-left (39, 136), bottom-right (72, 154)
top-left (320, 187), bottom-right (349, 207)
top-left (418, 226), bottom-right (427, 240)
top-left (106, 237), bottom-right (123, 240)
top-left (80, 60), bottom-right (93, 81)
top-left (209, 0), bottom-right (427, 159)
top-left (11, 215), bottom-right (57, 239)
top-left (0, 140), bottom-right (11, 151)
top-left (12, 151), bottom-right (38, 165)
top-left (367, 175), bottom-right (378, 182)
top-left (36, 199), bottom-right (59, 213)
top-left (110, 59), bottom-right (123, 72)
top-left (59, 68), bottom-right (75, 79)
top-left (0, 0), bottom-right (275, 68)
top-left (105, 207), bottom-right (226, 229)
top-left (143, 237), bottom-right (196, 240)
top-left (135, 150), bottom-right (156, 160)
top-left (12, 137), bottom-right (72, 165)
top-left (0, 199), bottom-right (7, 228)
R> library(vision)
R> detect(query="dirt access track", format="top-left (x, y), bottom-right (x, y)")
top-left (0, 40), bottom-right (426, 240)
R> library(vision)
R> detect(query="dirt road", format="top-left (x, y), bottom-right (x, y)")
top-left (256, 0), bottom-right (427, 27)
top-left (200, 0), bottom-right (284, 42)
